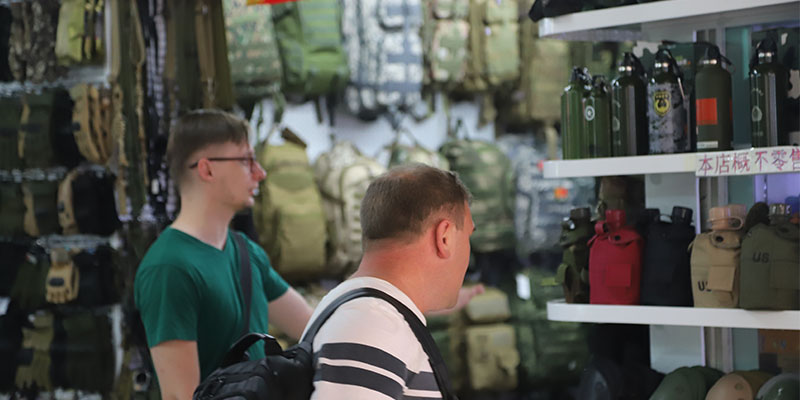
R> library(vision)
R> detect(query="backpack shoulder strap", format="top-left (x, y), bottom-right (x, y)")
top-left (232, 232), bottom-right (252, 338)
top-left (301, 287), bottom-right (458, 400)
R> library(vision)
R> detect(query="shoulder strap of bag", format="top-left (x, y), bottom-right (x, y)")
top-left (232, 232), bottom-right (252, 338)
top-left (301, 287), bottom-right (458, 400)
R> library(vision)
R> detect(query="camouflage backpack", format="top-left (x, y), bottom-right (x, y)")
top-left (222, 0), bottom-right (282, 107)
top-left (440, 123), bottom-right (515, 253)
top-left (313, 141), bottom-right (386, 277)
top-left (342, 0), bottom-right (424, 120)
top-left (272, 0), bottom-right (349, 100)
top-left (462, 0), bottom-right (520, 92)
top-left (254, 129), bottom-right (327, 283)
top-left (387, 129), bottom-right (449, 169)
top-left (428, 0), bottom-right (470, 89)
top-left (497, 134), bottom-right (595, 256)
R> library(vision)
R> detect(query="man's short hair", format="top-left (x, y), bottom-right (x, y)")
top-left (167, 109), bottom-right (251, 189)
top-left (360, 164), bottom-right (471, 247)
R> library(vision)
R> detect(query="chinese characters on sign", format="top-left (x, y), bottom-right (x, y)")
top-left (696, 146), bottom-right (800, 177)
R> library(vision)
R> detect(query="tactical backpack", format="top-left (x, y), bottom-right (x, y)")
top-left (69, 84), bottom-right (113, 166)
top-left (254, 129), bottom-right (327, 282)
top-left (272, 0), bottom-right (349, 100)
top-left (462, 0), bottom-right (520, 92)
top-left (690, 230), bottom-right (742, 308)
top-left (387, 129), bottom-right (449, 169)
top-left (313, 141), bottom-right (385, 277)
top-left (556, 207), bottom-right (593, 303)
top-left (57, 167), bottom-right (120, 236)
top-left (428, 0), bottom-right (470, 88)
top-left (193, 288), bottom-right (458, 400)
top-left (440, 124), bottom-right (515, 253)
top-left (222, 0), bottom-right (283, 110)
top-left (342, 0), bottom-right (424, 120)
top-left (497, 134), bottom-right (595, 255)
top-left (739, 221), bottom-right (799, 310)
top-left (588, 210), bottom-right (643, 305)
top-left (640, 206), bottom-right (695, 306)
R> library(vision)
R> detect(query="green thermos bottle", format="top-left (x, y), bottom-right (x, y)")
top-left (750, 38), bottom-right (790, 147)
top-left (695, 44), bottom-right (733, 151)
top-left (584, 75), bottom-right (612, 158)
top-left (562, 67), bottom-right (591, 159)
top-left (612, 52), bottom-right (648, 156)
top-left (648, 48), bottom-right (689, 154)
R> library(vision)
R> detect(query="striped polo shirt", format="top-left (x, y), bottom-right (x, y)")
top-left (306, 277), bottom-right (442, 400)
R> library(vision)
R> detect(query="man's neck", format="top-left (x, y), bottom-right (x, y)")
top-left (170, 196), bottom-right (235, 250)
top-left (353, 248), bottom-right (432, 314)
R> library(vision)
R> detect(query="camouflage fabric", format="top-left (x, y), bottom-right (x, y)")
top-left (462, 0), bottom-right (519, 92)
top-left (497, 135), bottom-right (595, 255)
top-left (313, 141), bottom-right (386, 277)
top-left (272, 0), bottom-right (349, 99)
top-left (739, 222), bottom-right (799, 310)
top-left (26, 0), bottom-right (61, 82)
top-left (0, 95), bottom-right (23, 170)
top-left (429, 0), bottom-right (469, 88)
top-left (343, 0), bottom-right (423, 119)
top-left (440, 138), bottom-right (515, 253)
top-left (387, 136), bottom-right (449, 169)
top-left (254, 131), bottom-right (327, 282)
top-left (223, 0), bottom-right (282, 102)
top-left (648, 82), bottom-right (689, 154)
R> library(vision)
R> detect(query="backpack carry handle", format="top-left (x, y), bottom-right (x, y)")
top-left (220, 332), bottom-right (285, 368)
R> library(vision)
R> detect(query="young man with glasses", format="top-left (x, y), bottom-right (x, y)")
top-left (134, 109), bottom-right (313, 400)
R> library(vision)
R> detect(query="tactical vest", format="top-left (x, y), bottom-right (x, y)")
top-left (254, 130), bottom-right (327, 282)
top-left (690, 230), bottom-right (741, 308)
top-left (640, 208), bottom-right (695, 306)
top-left (739, 222), bottom-right (799, 310)
top-left (313, 141), bottom-right (385, 277)
top-left (440, 137), bottom-right (515, 253)
top-left (588, 210), bottom-right (643, 305)
top-left (556, 208), bottom-right (593, 304)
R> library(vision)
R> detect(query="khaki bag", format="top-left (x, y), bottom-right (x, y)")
top-left (465, 323), bottom-right (519, 391)
top-left (314, 142), bottom-right (385, 277)
top-left (254, 129), bottom-right (327, 282)
top-left (690, 231), bottom-right (742, 308)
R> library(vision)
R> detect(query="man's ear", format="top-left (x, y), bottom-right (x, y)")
top-left (196, 158), bottom-right (214, 182)
top-left (434, 219), bottom-right (452, 259)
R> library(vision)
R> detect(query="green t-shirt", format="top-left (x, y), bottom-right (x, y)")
top-left (134, 227), bottom-right (289, 379)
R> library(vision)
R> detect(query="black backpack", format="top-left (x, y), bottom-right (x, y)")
top-left (193, 287), bottom-right (458, 400)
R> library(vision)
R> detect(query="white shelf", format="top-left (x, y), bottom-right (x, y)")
top-left (547, 299), bottom-right (800, 330)
top-left (542, 146), bottom-right (800, 178)
top-left (538, 0), bottom-right (800, 41)
top-left (543, 153), bottom-right (696, 178)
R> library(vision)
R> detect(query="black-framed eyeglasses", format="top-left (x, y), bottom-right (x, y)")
top-left (188, 156), bottom-right (259, 170)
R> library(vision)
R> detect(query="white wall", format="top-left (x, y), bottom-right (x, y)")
top-left (247, 95), bottom-right (496, 164)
